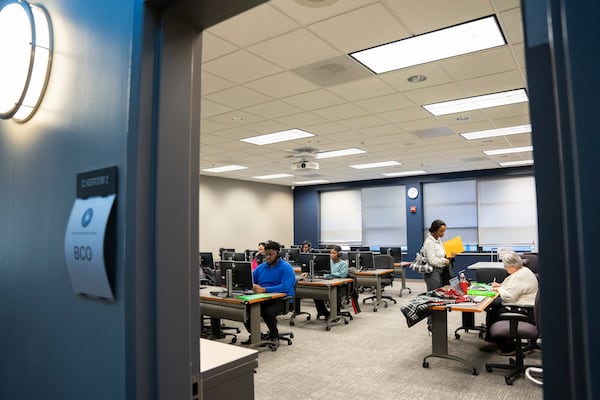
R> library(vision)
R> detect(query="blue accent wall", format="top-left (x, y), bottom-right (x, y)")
top-left (293, 167), bottom-right (533, 278)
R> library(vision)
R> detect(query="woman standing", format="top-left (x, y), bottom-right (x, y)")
top-left (422, 219), bottom-right (454, 291)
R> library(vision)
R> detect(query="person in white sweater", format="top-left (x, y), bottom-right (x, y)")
top-left (479, 251), bottom-right (538, 354)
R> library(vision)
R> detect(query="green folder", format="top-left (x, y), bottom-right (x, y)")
top-left (467, 282), bottom-right (496, 297)
top-left (236, 293), bottom-right (273, 301)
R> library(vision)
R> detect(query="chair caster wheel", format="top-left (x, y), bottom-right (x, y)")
top-left (478, 332), bottom-right (484, 339)
top-left (455, 333), bottom-right (461, 340)
top-left (344, 320), bottom-right (349, 325)
top-left (422, 361), bottom-right (429, 368)
top-left (306, 316), bottom-right (311, 321)
top-left (290, 333), bottom-right (294, 339)
top-left (326, 326), bottom-right (331, 331)
top-left (289, 320), bottom-right (295, 326)
top-left (231, 337), bottom-right (237, 344)
top-left (373, 308), bottom-right (378, 312)
top-left (486, 365), bottom-right (493, 373)
top-left (384, 303), bottom-right (388, 308)
top-left (505, 377), bottom-right (514, 385)
top-left (472, 368), bottom-right (478, 375)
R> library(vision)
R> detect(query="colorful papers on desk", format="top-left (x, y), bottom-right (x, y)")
top-left (235, 293), bottom-right (273, 301)
top-left (443, 236), bottom-right (464, 257)
top-left (467, 282), bottom-right (496, 297)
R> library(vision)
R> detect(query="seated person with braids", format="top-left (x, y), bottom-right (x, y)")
top-left (242, 240), bottom-right (296, 345)
top-left (313, 245), bottom-right (348, 319)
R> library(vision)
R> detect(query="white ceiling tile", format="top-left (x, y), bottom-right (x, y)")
top-left (457, 70), bottom-right (526, 96)
top-left (240, 120), bottom-right (290, 135)
top-left (269, 0), bottom-right (377, 25)
top-left (201, 32), bottom-right (238, 62)
top-left (277, 111), bottom-right (329, 127)
top-left (312, 102), bottom-right (369, 120)
top-left (200, 119), bottom-right (230, 133)
top-left (499, 7), bottom-right (524, 44)
top-left (492, 0), bottom-right (521, 12)
top-left (440, 47), bottom-right (519, 82)
top-left (207, 110), bottom-right (265, 126)
top-left (482, 102), bottom-right (530, 120)
top-left (247, 28), bottom-right (341, 69)
top-left (337, 115), bottom-right (387, 130)
top-left (205, 86), bottom-right (272, 109)
top-left (328, 76), bottom-right (396, 102)
top-left (201, 99), bottom-right (233, 118)
top-left (403, 82), bottom-right (465, 105)
top-left (245, 71), bottom-right (319, 98)
top-left (203, 50), bottom-right (283, 84)
top-left (242, 100), bottom-right (303, 119)
top-left (308, 3), bottom-right (411, 53)
top-left (206, 3), bottom-right (300, 47)
top-left (201, 72), bottom-right (236, 95)
top-left (385, 0), bottom-right (494, 34)
top-left (356, 93), bottom-right (415, 113)
top-left (282, 89), bottom-right (346, 110)
top-left (378, 107), bottom-right (431, 123)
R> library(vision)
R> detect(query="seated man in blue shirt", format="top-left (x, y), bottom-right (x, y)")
top-left (242, 240), bottom-right (296, 345)
top-left (314, 245), bottom-right (349, 319)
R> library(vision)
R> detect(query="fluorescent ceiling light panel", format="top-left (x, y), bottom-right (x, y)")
top-left (241, 129), bottom-right (315, 145)
top-left (253, 173), bottom-right (293, 180)
top-left (350, 16), bottom-right (505, 74)
top-left (202, 165), bottom-right (248, 173)
top-left (382, 170), bottom-right (427, 177)
top-left (461, 124), bottom-right (532, 140)
top-left (484, 146), bottom-right (533, 156)
top-left (315, 148), bottom-right (366, 159)
top-left (350, 161), bottom-right (401, 169)
top-left (499, 159), bottom-right (534, 167)
top-left (423, 89), bottom-right (528, 116)
top-left (292, 179), bottom-right (330, 185)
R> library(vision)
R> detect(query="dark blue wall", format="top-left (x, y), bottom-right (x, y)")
top-left (293, 167), bottom-right (533, 278)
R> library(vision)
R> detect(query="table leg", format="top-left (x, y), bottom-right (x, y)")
top-left (398, 267), bottom-right (412, 297)
top-left (422, 309), bottom-right (479, 375)
top-left (326, 286), bottom-right (338, 331)
top-left (248, 303), bottom-right (262, 346)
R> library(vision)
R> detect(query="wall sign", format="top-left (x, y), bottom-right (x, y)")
top-left (64, 167), bottom-right (117, 301)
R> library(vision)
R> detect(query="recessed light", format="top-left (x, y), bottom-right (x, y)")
top-left (461, 124), bottom-right (532, 140)
top-left (294, 0), bottom-right (338, 8)
top-left (423, 89), bottom-right (528, 116)
top-left (483, 146), bottom-right (533, 156)
top-left (241, 129), bottom-right (315, 145)
top-left (315, 148), bottom-right (366, 159)
top-left (498, 159), bottom-right (534, 167)
top-left (202, 165), bottom-right (248, 173)
top-left (253, 174), bottom-right (293, 180)
top-left (407, 75), bottom-right (427, 83)
top-left (291, 179), bottom-right (330, 185)
top-left (350, 16), bottom-right (505, 74)
top-left (382, 170), bottom-right (427, 177)
top-left (231, 116), bottom-right (243, 121)
top-left (350, 161), bottom-right (401, 169)
top-left (456, 116), bottom-right (470, 121)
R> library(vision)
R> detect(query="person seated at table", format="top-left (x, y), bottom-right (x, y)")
top-left (313, 245), bottom-right (348, 319)
top-left (301, 240), bottom-right (312, 253)
top-left (479, 251), bottom-right (538, 355)
top-left (251, 241), bottom-right (266, 270)
top-left (242, 240), bottom-right (296, 345)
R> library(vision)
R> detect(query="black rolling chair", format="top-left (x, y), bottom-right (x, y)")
top-left (261, 285), bottom-right (296, 351)
top-left (485, 291), bottom-right (541, 385)
top-left (362, 255), bottom-right (397, 307)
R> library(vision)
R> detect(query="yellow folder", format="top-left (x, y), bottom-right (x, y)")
top-left (444, 236), bottom-right (465, 257)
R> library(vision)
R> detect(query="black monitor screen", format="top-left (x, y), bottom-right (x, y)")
top-left (222, 251), bottom-right (246, 261)
top-left (347, 251), bottom-right (374, 270)
top-left (350, 246), bottom-right (371, 251)
top-left (219, 261), bottom-right (254, 290)
top-left (219, 248), bottom-right (235, 259)
top-left (313, 253), bottom-right (331, 274)
top-left (298, 252), bottom-right (313, 273)
top-left (280, 248), bottom-right (300, 263)
top-left (380, 247), bottom-right (402, 262)
top-left (199, 252), bottom-right (214, 269)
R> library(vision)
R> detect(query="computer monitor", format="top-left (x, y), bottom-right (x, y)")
top-left (347, 251), bottom-right (374, 270)
top-left (199, 252), bottom-right (214, 269)
top-left (378, 246), bottom-right (402, 262)
top-left (350, 246), bottom-right (371, 251)
top-left (222, 251), bottom-right (245, 261)
top-left (313, 253), bottom-right (331, 274)
top-left (219, 261), bottom-right (254, 290)
top-left (219, 247), bottom-right (235, 259)
top-left (280, 247), bottom-right (300, 263)
top-left (298, 252), bottom-right (314, 273)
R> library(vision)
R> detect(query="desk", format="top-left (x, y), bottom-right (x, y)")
top-left (423, 295), bottom-right (496, 375)
top-left (199, 286), bottom-right (286, 347)
top-left (200, 338), bottom-right (258, 400)
top-left (295, 278), bottom-right (353, 331)
top-left (467, 261), bottom-right (504, 270)
top-left (394, 262), bottom-right (412, 296)
top-left (355, 268), bottom-right (395, 311)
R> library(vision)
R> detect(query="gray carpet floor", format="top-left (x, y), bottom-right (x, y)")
top-left (211, 280), bottom-right (543, 400)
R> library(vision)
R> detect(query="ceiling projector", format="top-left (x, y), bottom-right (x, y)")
top-left (291, 161), bottom-right (319, 170)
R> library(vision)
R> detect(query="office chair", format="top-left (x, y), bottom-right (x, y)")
top-left (362, 255), bottom-right (397, 308)
top-left (261, 284), bottom-right (297, 351)
top-left (521, 253), bottom-right (539, 280)
top-left (485, 291), bottom-right (541, 385)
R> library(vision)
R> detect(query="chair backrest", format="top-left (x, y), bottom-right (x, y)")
top-left (521, 253), bottom-right (539, 275)
top-left (475, 267), bottom-right (508, 284)
top-left (534, 289), bottom-right (541, 335)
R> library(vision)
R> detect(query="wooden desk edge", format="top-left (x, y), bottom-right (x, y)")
top-left (200, 292), bottom-right (286, 304)
top-left (297, 278), bottom-right (353, 287)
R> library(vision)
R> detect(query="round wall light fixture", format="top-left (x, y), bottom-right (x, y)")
top-left (0, 0), bottom-right (52, 123)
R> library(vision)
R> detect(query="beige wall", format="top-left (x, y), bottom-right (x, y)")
top-left (199, 175), bottom-right (294, 258)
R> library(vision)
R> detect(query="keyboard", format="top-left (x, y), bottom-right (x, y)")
top-left (233, 289), bottom-right (255, 295)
